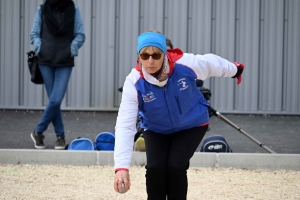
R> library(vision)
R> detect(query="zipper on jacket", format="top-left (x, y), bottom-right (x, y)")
top-left (175, 96), bottom-right (182, 115)
top-left (52, 37), bottom-right (58, 66)
top-left (163, 86), bottom-right (174, 127)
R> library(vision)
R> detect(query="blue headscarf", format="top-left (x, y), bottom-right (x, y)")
top-left (137, 32), bottom-right (167, 55)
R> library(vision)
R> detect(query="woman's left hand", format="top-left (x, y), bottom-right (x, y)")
top-left (114, 170), bottom-right (131, 193)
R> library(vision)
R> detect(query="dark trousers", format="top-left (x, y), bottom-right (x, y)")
top-left (143, 125), bottom-right (208, 200)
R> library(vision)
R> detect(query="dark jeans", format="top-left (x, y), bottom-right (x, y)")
top-left (143, 125), bottom-right (208, 200)
top-left (36, 64), bottom-right (73, 137)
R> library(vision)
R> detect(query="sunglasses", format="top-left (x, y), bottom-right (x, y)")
top-left (139, 53), bottom-right (162, 60)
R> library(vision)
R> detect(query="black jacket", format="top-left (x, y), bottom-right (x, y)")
top-left (38, 7), bottom-right (74, 67)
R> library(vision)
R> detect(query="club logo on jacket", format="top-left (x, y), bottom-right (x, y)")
top-left (178, 78), bottom-right (189, 91)
top-left (142, 91), bottom-right (156, 102)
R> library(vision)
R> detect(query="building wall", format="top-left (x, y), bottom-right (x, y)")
top-left (0, 0), bottom-right (299, 114)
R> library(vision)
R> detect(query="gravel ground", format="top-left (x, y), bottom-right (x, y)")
top-left (0, 164), bottom-right (299, 200)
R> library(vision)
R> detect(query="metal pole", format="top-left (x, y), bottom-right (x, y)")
top-left (210, 107), bottom-right (277, 154)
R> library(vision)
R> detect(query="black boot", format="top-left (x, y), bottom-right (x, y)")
top-left (166, 168), bottom-right (188, 200)
top-left (145, 167), bottom-right (167, 200)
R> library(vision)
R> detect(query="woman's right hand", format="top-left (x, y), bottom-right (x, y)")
top-left (114, 170), bottom-right (131, 193)
top-left (34, 40), bottom-right (41, 55)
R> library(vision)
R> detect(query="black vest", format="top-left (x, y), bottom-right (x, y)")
top-left (38, 7), bottom-right (74, 67)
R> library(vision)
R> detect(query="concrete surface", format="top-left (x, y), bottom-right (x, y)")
top-left (1, 109), bottom-right (299, 154)
top-left (0, 109), bottom-right (299, 170)
top-left (0, 150), bottom-right (299, 171)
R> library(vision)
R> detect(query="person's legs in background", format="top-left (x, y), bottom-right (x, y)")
top-left (31, 64), bottom-right (73, 149)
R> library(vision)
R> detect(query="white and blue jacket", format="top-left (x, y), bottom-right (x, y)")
top-left (114, 48), bottom-right (238, 171)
